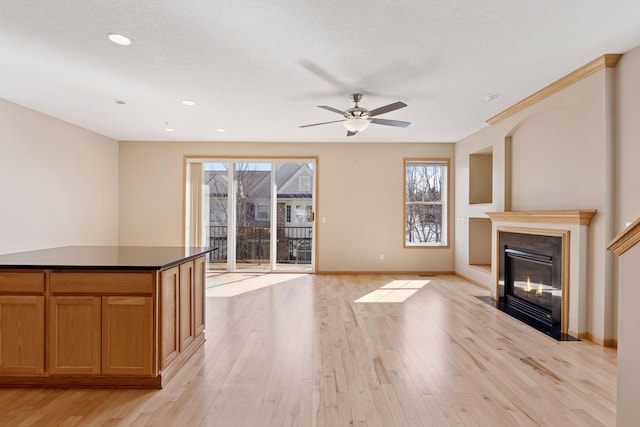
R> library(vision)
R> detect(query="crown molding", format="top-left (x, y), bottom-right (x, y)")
top-left (486, 54), bottom-right (623, 125)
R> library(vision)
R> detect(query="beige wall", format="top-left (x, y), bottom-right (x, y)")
top-left (612, 45), bottom-right (640, 427)
top-left (454, 61), bottom-right (618, 342)
top-left (118, 141), bottom-right (454, 272)
top-left (0, 99), bottom-right (119, 255)
top-left (615, 47), bottom-right (640, 229)
top-left (615, 239), bottom-right (640, 425)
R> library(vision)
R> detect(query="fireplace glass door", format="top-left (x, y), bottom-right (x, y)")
top-left (506, 249), bottom-right (554, 311)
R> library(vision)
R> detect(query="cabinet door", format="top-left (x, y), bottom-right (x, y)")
top-left (160, 266), bottom-right (179, 369)
top-left (49, 296), bottom-right (101, 374)
top-left (0, 295), bottom-right (45, 374)
top-left (179, 261), bottom-right (195, 351)
top-left (102, 296), bottom-right (153, 376)
top-left (194, 256), bottom-right (206, 336)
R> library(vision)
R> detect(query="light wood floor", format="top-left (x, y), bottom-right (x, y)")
top-left (0, 274), bottom-right (616, 426)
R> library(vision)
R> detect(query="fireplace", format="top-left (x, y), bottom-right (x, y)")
top-left (487, 211), bottom-right (597, 341)
top-left (498, 231), bottom-right (571, 339)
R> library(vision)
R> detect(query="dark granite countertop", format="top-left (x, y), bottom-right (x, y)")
top-left (0, 246), bottom-right (216, 270)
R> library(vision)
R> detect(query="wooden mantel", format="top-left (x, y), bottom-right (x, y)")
top-left (608, 216), bottom-right (640, 256)
top-left (486, 210), bottom-right (597, 225)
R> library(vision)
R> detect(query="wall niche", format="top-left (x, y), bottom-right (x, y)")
top-left (469, 148), bottom-right (493, 205)
top-left (469, 217), bottom-right (492, 272)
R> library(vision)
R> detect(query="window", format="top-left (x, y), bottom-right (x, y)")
top-left (295, 205), bottom-right (312, 223)
top-left (285, 205), bottom-right (291, 223)
top-left (299, 176), bottom-right (311, 192)
top-left (404, 159), bottom-right (448, 247)
top-left (255, 204), bottom-right (269, 221)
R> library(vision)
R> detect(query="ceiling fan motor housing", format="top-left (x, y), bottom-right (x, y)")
top-left (345, 107), bottom-right (370, 119)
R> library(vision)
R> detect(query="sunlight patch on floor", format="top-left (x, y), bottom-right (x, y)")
top-left (380, 279), bottom-right (430, 289)
top-left (354, 279), bottom-right (430, 303)
top-left (206, 273), bottom-right (307, 297)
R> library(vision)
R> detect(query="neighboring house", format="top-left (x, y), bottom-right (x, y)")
top-left (204, 163), bottom-right (313, 264)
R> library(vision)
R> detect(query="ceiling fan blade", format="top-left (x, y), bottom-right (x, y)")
top-left (370, 118), bottom-right (411, 128)
top-left (299, 119), bottom-right (345, 128)
top-left (368, 101), bottom-right (407, 117)
top-left (318, 105), bottom-right (346, 115)
top-left (299, 60), bottom-right (348, 89)
top-left (347, 130), bottom-right (357, 137)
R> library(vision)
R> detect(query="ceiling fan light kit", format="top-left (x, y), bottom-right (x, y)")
top-left (300, 93), bottom-right (410, 136)
top-left (343, 118), bottom-right (370, 133)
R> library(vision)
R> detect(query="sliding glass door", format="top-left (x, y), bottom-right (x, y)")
top-left (272, 162), bottom-right (314, 271)
top-left (186, 158), bottom-right (315, 273)
top-left (234, 162), bottom-right (272, 271)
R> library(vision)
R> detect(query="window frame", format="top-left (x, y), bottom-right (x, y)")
top-left (403, 158), bottom-right (450, 248)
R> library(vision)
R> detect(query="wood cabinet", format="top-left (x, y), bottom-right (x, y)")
top-left (49, 271), bottom-right (155, 377)
top-left (0, 271), bottom-right (45, 375)
top-left (194, 256), bottom-right (206, 336)
top-left (160, 259), bottom-right (203, 373)
top-left (0, 251), bottom-right (208, 388)
top-left (0, 295), bottom-right (45, 374)
top-left (179, 261), bottom-right (195, 351)
top-left (50, 295), bottom-right (154, 376)
top-left (160, 266), bottom-right (179, 370)
top-left (102, 296), bottom-right (153, 376)
top-left (49, 296), bottom-right (101, 374)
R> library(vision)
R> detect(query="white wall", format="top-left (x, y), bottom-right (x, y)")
top-left (0, 99), bottom-right (119, 254)
top-left (118, 141), bottom-right (454, 273)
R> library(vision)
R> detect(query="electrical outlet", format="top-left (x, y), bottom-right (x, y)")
top-left (379, 254), bottom-right (384, 261)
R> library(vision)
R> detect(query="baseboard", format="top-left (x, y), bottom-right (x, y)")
top-left (566, 330), bottom-right (617, 348)
top-left (584, 332), bottom-right (617, 348)
top-left (453, 272), bottom-right (492, 291)
top-left (316, 271), bottom-right (454, 276)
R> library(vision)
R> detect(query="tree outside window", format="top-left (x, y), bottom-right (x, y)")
top-left (404, 159), bottom-right (448, 246)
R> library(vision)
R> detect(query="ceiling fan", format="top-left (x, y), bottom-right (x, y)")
top-left (300, 93), bottom-right (410, 136)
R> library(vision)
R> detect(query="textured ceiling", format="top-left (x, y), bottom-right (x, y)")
top-left (1, 1), bottom-right (640, 143)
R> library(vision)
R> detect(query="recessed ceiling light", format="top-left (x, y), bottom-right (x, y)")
top-left (483, 93), bottom-right (500, 102)
top-left (181, 100), bottom-right (195, 106)
top-left (216, 128), bottom-right (227, 133)
top-left (164, 127), bottom-right (175, 132)
top-left (107, 33), bottom-right (132, 46)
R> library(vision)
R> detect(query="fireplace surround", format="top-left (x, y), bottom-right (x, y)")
top-left (487, 210), bottom-right (597, 341)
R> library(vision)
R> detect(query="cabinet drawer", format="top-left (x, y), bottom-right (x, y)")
top-left (50, 271), bottom-right (154, 295)
top-left (0, 271), bottom-right (45, 293)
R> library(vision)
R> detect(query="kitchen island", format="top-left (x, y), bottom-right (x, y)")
top-left (0, 246), bottom-right (215, 388)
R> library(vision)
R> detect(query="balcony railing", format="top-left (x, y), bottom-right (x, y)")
top-left (208, 226), bottom-right (312, 265)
